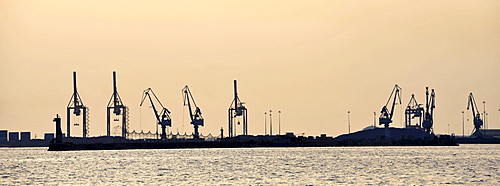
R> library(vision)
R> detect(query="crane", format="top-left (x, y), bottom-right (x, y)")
top-left (140, 88), bottom-right (171, 140)
top-left (467, 93), bottom-right (483, 137)
top-left (106, 71), bottom-right (128, 138)
top-left (182, 85), bottom-right (204, 139)
top-left (228, 80), bottom-right (247, 137)
top-left (379, 84), bottom-right (402, 128)
top-left (66, 71), bottom-right (89, 138)
top-left (422, 87), bottom-right (435, 134)
top-left (404, 94), bottom-right (424, 129)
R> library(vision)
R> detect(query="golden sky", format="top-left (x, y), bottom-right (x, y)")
top-left (1, 0), bottom-right (499, 138)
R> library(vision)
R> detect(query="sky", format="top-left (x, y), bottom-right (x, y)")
top-left (1, 0), bottom-right (499, 139)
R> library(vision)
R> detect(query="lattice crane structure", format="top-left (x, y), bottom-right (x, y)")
top-left (405, 94), bottom-right (424, 129)
top-left (422, 87), bottom-right (435, 134)
top-left (140, 88), bottom-right (171, 140)
top-left (467, 93), bottom-right (483, 137)
top-left (379, 84), bottom-right (402, 128)
top-left (228, 80), bottom-right (248, 137)
top-left (106, 71), bottom-right (128, 138)
top-left (66, 71), bottom-right (89, 138)
top-left (182, 85), bottom-right (204, 139)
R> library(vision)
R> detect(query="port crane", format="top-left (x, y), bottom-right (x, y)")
top-left (467, 93), bottom-right (483, 137)
top-left (182, 85), bottom-right (204, 139)
top-left (228, 80), bottom-right (248, 137)
top-left (379, 84), bottom-right (402, 128)
top-left (404, 94), bottom-right (424, 129)
top-left (422, 87), bottom-right (435, 134)
top-left (106, 71), bottom-right (128, 138)
top-left (66, 71), bottom-right (89, 138)
top-left (140, 88), bottom-right (171, 140)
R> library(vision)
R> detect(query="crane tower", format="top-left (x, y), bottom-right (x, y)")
top-left (140, 88), bottom-right (171, 140)
top-left (182, 85), bottom-right (204, 139)
top-left (228, 80), bottom-right (248, 137)
top-left (404, 94), bottom-right (424, 129)
top-left (467, 93), bottom-right (483, 137)
top-left (66, 71), bottom-right (89, 138)
top-left (422, 87), bottom-right (435, 134)
top-left (379, 84), bottom-right (402, 128)
top-left (106, 71), bottom-right (128, 138)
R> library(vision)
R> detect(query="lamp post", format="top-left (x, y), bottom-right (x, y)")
top-left (264, 112), bottom-right (267, 135)
top-left (348, 111), bottom-right (351, 134)
top-left (483, 101), bottom-right (486, 130)
top-left (278, 111), bottom-right (281, 135)
top-left (462, 111), bottom-right (465, 137)
top-left (485, 113), bottom-right (488, 135)
top-left (269, 110), bottom-right (273, 135)
top-left (373, 111), bottom-right (376, 127)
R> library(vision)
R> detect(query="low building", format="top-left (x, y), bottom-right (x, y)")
top-left (44, 133), bottom-right (55, 141)
top-left (21, 132), bottom-right (31, 141)
top-left (9, 132), bottom-right (19, 142)
top-left (483, 129), bottom-right (500, 137)
top-left (0, 130), bottom-right (7, 142)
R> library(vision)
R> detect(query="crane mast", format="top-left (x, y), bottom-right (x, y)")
top-left (422, 87), bottom-right (435, 134)
top-left (379, 84), bottom-right (402, 128)
top-left (182, 85), bottom-right (204, 139)
top-left (140, 88), bottom-right (171, 140)
top-left (467, 93), bottom-right (483, 137)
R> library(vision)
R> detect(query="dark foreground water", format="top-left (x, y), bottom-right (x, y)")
top-left (0, 144), bottom-right (499, 185)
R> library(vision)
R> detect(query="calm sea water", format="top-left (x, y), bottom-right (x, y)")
top-left (0, 144), bottom-right (499, 185)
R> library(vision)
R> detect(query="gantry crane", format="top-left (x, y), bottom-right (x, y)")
top-left (106, 71), bottom-right (128, 138)
top-left (422, 87), bottom-right (435, 134)
top-left (66, 71), bottom-right (89, 138)
top-left (404, 94), bottom-right (424, 129)
top-left (140, 88), bottom-right (171, 140)
top-left (182, 85), bottom-right (204, 139)
top-left (379, 84), bottom-right (402, 128)
top-left (467, 93), bottom-right (483, 137)
top-left (228, 80), bottom-right (247, 137)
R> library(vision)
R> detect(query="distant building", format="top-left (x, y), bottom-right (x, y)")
top-left (483, 129), bottom-right (500, 137)
top-left (9, 132), bottom-right (19, 142)
top-left (0, 130), bottom-right (7, 142)
top-left (44, 133), bottom-right (55, 141)
top-left (21, 132), bottom-right (31, 141)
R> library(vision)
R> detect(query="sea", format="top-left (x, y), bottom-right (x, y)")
top-left (0, 144), bottom-right (499, 185)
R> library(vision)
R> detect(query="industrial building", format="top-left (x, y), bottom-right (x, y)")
top-left (0, 130), bottom-right (7, 142)
top-left (8, 132), bottom-right (19, 142)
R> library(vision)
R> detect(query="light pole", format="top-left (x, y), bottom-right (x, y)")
top-left (485, 113), bottom-right (488, 135)
top-left (348, 111), bottom-right (351, 134)
top-left (269, 110), bottom-right (273, 135)
top-left (462, 111), bottom-right (465, 137)
top-left (373, 111), bottom-right (376, 127)
top-left (264, 112), bottom-right (267, 135)
top-left (278, 111), bottom-right (281, 135)
top-left (483, 101), bottom-right (486, 130)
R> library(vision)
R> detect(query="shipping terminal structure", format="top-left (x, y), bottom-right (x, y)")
top-left (23, 71), bottom-right (496, 150)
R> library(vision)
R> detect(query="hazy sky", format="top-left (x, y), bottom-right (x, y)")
top-left (1, 0), bottom-right (499, 138)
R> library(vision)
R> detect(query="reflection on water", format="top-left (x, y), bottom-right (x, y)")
top-left (0, 145), bottom-right (499, 185)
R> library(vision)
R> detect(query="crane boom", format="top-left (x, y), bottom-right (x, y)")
top-left (467, 93), bottom-right (483, 137)
top-left (140, 88), bottom-right (171, 140)
top-left (422, 87), bottom-right (435, 134)
top-left (379, 84), bottom-right (402, 128)
top-left (182, 85), bottom-right (204, 139)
